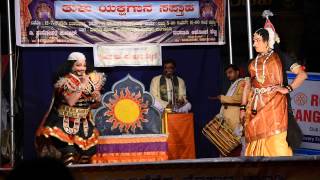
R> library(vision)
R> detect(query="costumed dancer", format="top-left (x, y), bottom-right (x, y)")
top-left (35, 52), bottom-right (106, 165)
top-left (240, 15), bottom-right (307, 156)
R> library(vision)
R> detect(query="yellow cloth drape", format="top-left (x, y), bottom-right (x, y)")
top-left (245, 131), bottom-right (293, 156)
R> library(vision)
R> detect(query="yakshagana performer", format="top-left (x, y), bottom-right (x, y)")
top-left (36, 52), bottom-right (106, 165)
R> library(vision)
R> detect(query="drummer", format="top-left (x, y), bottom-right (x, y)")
top-left (209, 64), bottom-right (246, 156)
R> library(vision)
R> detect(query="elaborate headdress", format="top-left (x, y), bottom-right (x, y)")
top-left (262, 10), bottom-right (280, 49)
top-left (67, 52), bottom-right (86, 61)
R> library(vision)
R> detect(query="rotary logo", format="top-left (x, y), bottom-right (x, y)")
top-left (294, 92), bottom-right (307, 106)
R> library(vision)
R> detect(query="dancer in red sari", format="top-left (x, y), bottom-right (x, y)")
top-left (240, 28), bottom-right (307, 156)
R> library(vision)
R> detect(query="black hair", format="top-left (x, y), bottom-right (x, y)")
top-left (53, 60), bottom-right (93, 83)
top-left (162, 58), bottom-right (176, 68)
top-left (224, 64), bottom-right (240, 72)
top-left (254, 28), bottom-right (269, 43)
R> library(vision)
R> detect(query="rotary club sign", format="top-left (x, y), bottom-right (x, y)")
top-left (288, 72), bottom-right (320, 150)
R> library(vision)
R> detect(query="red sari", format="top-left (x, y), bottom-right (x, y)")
top-left (244, 51), bottom-right (292, 156)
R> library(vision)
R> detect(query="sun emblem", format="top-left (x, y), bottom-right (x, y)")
top-left (104, 87), bottom-right (149, 133)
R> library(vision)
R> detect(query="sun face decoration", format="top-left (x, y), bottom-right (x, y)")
top-left (104, 87), bottom-right (149, 133)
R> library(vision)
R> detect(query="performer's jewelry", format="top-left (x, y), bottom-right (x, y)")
top-left (83, 118), bottom-right (89, 137)
top-left (285, 85), bottom-right (293, 93)
top-left (290, 63), bottom-right (301, 72)
top-left (63, 117), bottom-right (81, 134)
top-left (254, 50), bottom-right (273, 84)
top-left (251, 109), bottom-right (257, 115)
top-left (240, 105), bottom-right (246, 111)
top-left (76, 85), bottom-right (83, 93)
top-left (58, 105), bottom-right (90, 119)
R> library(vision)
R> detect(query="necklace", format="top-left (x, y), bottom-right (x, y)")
top-left (254, 50), bottom-right (273, 84)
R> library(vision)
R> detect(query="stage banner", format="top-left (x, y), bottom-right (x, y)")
top-left (288, 72), bottom-right (320, 150)
top-left (93, 44), bottom-right (161, 67)
top-left (15, 0), bottom-right (225, 47)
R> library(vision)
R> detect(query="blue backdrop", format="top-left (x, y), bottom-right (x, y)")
top-left (20, 45), bottom-right (223, 159)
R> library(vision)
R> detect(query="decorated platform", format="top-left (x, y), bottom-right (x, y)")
top-left (92, 74), bottom-right (168, 163)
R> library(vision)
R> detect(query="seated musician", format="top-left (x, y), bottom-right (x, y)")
top-left (150, 59), bottom-right (191, 113)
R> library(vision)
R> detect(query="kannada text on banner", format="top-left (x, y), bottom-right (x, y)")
top-left (16, 0), bottom-right (225, 47)
top-left (93, 44), bottom-right (162, 67)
